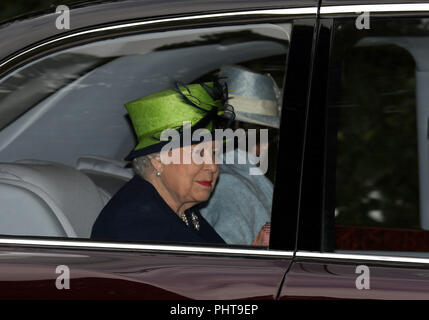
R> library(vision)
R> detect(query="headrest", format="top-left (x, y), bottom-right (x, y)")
top-left (76, 155), bottom-right (134, 179)
top-left (0, 160), bottom-right (105, 237)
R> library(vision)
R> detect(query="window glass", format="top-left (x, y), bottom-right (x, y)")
top-left (326, 18), bottom-right (429, 256)
top-left (0, 23), bottom-right (290, 247)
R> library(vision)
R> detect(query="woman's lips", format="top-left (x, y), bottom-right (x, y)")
top-left (196, 181), bottom-right (212, 187)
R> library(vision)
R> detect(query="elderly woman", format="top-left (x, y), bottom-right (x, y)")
top-left (91, 81), bottom-right (270, 245)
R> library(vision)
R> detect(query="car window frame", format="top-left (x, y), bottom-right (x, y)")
top-left (297, 2), bottom-right (429, 267)
top-left (0, 6), bottom-right (318, 258)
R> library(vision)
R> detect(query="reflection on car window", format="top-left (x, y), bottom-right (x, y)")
top-left (0, 53), bottom-right (110, 130)
top-left (326, 18), bottom-right (429, 256)
top-left (0, 23), bottom-right (290, 248)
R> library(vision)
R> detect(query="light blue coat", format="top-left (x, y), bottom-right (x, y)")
top-left (199, 149), bottom-right (273, 245)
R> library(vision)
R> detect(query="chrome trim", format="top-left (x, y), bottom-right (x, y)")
top-left (296, 251), bottom-right (429, 265)
top-left (321, 3), bottom-right (429, 15)
top-left (0, 238), bottom-right (294, 258)
top-left (0, 7), bottom-right (317, 70)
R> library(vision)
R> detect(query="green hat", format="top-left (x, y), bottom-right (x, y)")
top-left (124, 82), bottom-right (229, 161)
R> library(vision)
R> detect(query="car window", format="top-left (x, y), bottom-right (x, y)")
top-left (325, 17), bottom-right (429, 257)
top-left (0, 22), bottom-right (290, 248)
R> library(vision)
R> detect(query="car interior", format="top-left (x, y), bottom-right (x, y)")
top-left (0, 24), bottom-right (289, 239)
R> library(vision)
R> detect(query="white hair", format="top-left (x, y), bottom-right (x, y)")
top-left (132, 152), bottom-right (159, 179)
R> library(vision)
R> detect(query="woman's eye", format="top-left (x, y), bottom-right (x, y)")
top-left (194, 148), bottom-right (204, 157)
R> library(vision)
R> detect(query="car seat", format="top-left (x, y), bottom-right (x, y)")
top-left (76, 155), bottom-right (133, 197)
top-left (0, 160), bottom-right (109, 238)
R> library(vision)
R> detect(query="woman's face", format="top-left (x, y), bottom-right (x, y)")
top-left (160, 141), bottom-right (220, 205)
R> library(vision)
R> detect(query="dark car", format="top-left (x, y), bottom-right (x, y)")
top-left (1, 0), bottom-right (429, 299)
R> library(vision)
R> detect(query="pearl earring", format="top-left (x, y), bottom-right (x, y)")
top-left (156, 171), bottom-right (161, 176)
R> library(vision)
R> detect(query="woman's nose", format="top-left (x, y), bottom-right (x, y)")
top-left (204, 158), bottom-right (218, 172)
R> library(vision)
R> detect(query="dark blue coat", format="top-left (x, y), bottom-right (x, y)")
top-left (91, 175), bottom-right (225, 245)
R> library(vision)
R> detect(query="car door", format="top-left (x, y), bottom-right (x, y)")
top-left (0, 0), bottom-right (317, 299)
top-left (280, 1), bottom-right (429, 299)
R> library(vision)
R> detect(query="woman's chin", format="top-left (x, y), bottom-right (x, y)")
top-left (193, 190), bottom-right (212, 202)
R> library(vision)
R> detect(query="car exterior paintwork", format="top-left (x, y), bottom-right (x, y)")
top-left (280, 259), bottom-right (429, 299)
top-left (0, 245), bottom-right (291, 299)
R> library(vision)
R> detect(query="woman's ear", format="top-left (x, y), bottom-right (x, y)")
top-left (150, 153), bottom-right (164, 173)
